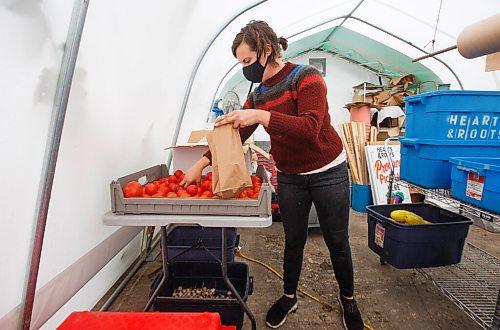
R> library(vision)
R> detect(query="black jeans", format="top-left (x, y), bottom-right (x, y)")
top-left (277, 161), bottom-right (354, 297)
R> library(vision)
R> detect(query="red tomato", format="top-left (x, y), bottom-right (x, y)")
top-left (200, 180), bottom-right (211, 192)
top-left (251, 175), bottom-right (262, 186)
top-left (166, 192), bottom-right (178, 198)
top-left (186, 185), bottom-right (198, 196)
top-left (142, 193), bottom-right (151, 198)
top-left (157, 186), bottom-right (169, 197)
top-left (201, 190), bottom-right (214, 198)
top-left (179, 173), bottom-right (186, 182)
top-left (178, 192), bottom-right (191, 198)
top-left (168, 176), bottom-right (178, 184)
top-left (123, 181), bottom-right (143, 197)
top-left (151, 192), bottom-right (164, 198)
top-left (205, 171), bottom-right (213, 181)
top-left (252, 192), bottom-right (259, 199)
top-left (245, 188), bottom-right (254, 198)
top-left (144, 183), bottom-right (158, 195)
top-left (168, 183), bottom-right (178, 192)
top-left (174, 169), bottom-right (184, 178)
top-left (123, 186), bottom-right (131, 197)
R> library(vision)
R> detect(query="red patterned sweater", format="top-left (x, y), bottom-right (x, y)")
top-left (205, 62), bottom-right (343, 174)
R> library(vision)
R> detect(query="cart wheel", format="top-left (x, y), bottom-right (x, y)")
top-left (379, 256), bottom-right (387, 265)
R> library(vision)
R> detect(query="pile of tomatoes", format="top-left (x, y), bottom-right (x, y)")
top-left (122, 169), bottom-right (263, 199)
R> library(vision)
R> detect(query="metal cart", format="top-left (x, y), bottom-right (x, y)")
top-left (103, 212), bottom-right (272, 330)
top-left (382, 137), bottom-right (500, 330)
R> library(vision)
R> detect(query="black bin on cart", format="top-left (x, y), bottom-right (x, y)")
top-left (152, 261), bottom-right (253, 329)
top-left (366, 203), bottom-right (473, 269)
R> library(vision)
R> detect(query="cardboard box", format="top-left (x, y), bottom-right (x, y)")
top-left (352, 91), bottom-right (375, 104)
top-left (164, 130), bottom-right (270, 175)
top-left (375, 106), bottom-right (406, 137)
top-left (376, 129), bottom-right (405, 141)
top-left (164, 144), bottom-right (214, 175)
top-left (187, 130), bottom-right (212, 143)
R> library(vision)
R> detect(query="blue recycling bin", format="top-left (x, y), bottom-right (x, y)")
top-left (351, 183), bottom-right (373, 213)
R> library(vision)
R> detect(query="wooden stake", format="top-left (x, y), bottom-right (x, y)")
top-left (350, 123), bottom-right (363, 185)
top-left (359, 122), bottom-right (369, 185)
top-left (340, 123), bottom-right (360, 184)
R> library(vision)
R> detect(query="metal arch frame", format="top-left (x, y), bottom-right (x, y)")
top-left (20, 1), bottom-right (90, 329)
top-left (348, 15), bottom-right (464, 90)
top-left (208, 14), bottom-right (464, 120)
top-left (14, 1), bottom-right (466, 329)
top-left (166, 0), bottom-right (268, 167)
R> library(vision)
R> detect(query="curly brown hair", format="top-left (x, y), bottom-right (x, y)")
top-left (232, 20), bottom-right (288, 65)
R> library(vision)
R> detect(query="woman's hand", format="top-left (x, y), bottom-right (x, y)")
top-left (215, 109), bottom-right (270, 128)
top-left (179, 166), bottom-right (202, 188)
top-left (179, 156), bottom-right (210, 188)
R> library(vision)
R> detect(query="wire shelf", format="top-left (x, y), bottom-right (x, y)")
top-left (395, 179), bottom-right (500, 233)
top-left (417, 243), bottom-right (500, 330)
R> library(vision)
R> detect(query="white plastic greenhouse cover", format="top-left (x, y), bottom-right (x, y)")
top-left (0, 0), bottom-right (499, 329)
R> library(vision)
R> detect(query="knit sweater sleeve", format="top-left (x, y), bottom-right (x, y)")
top-left (202, 97), bottom-right (258, 164)
top-left (266, 68), bottom-right (327, 143)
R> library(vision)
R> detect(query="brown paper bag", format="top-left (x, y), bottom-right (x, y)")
top-left (206, 124), bottom-right (252, 199)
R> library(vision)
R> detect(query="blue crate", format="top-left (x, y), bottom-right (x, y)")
top-left (405, 91), bottom-right (500, 141)
top-left (167, 227), bottom-right (238, 262)
top-left (400, 137), bottom-right (500, 189)
top-left (351, 183), bottom-right (373, 213)
top-left (366, 203), bottom-right (472, 269)
top-left (450, 157), bottom-right (500, 214)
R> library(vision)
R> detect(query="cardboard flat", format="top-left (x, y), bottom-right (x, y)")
top-left (388, 74), bottom-right (415, 86)
top-left (486, 52), bottom-right (500, 72)
top-left (187, 130), bottom-right (212, 143)
top-left (374, 90), bottom-right (391, 105)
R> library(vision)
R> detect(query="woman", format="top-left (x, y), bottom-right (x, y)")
top-left (180, 20), bottom-right (364, 330)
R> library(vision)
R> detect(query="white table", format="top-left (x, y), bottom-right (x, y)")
top-left (103, 211), bottom-right (272, 330)
top-left (103, 212), bottom-right (272, 228)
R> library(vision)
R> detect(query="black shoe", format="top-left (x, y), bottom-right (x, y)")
top-left (265, 295), bottom-right (298, 328)
top-left (337, 294), bottom-right (364, 330)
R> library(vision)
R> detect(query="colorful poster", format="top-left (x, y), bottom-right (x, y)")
top-left (365, 144), bottom-right (411, 205)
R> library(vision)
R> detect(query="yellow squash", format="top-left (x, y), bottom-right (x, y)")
top-left (390, 210), bottom-right (430, 225)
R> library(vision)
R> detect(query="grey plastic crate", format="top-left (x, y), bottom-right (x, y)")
top-left (110, 164), bottom-right (271, 216)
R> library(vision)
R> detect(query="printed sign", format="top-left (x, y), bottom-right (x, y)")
top-left (365, 145), bottom-right (411, 205)
top-left (447, 113), bottom-right (499, 141)
top-left (374, 223), bottom-right (385, 248)
top-left (466, 172), bottom-right (485, 201)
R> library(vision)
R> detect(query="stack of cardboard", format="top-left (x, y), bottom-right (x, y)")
top-left (349, 74), bottom-right (416, 108)
top-left (347, 82), bottom-right (384, 109)
top-left (347, 75), bottom-right (417, 140)
top-left (378, 74), bottom-right (416, 107)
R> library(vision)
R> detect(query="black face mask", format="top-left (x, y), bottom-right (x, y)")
top-left (243, 57), bottom-right (267, 83)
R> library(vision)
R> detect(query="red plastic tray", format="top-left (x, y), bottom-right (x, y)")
top-left (58, 311), bottom-right (226, 330)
